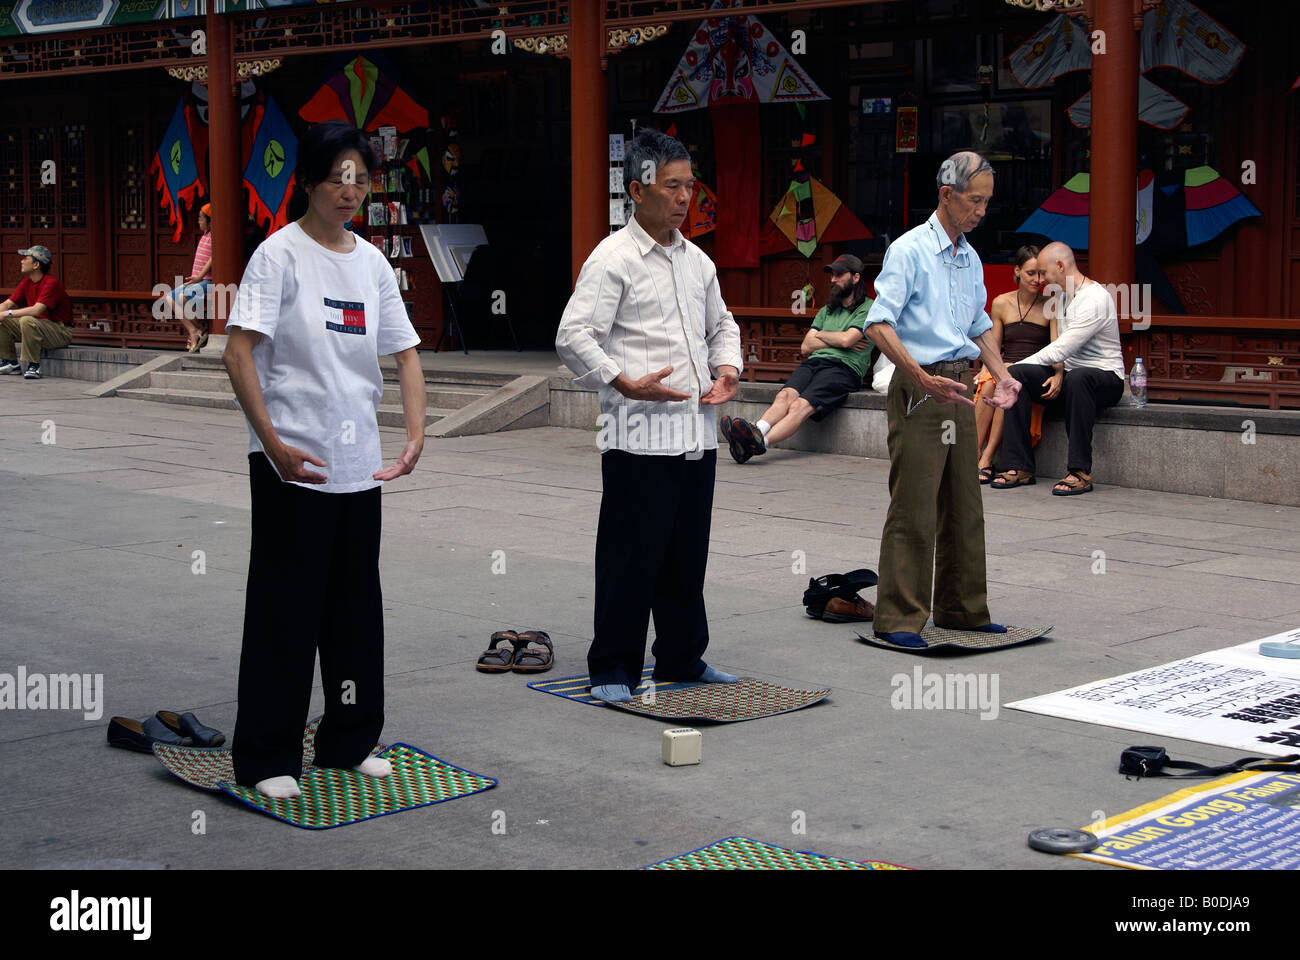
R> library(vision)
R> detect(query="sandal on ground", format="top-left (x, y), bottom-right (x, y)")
top-left (1051, 471), bottom-right (1093, 496)
top-left (978, 466), bottom-right (994, 484)
top-left (803, 569), bottom-right (879, 619)
top-left (822, 594), bottom-right (875, 623)
top-left (476, 631), bottom-right (519, 673)
top-left (511, 630), bottom-right (554, 674)
top-left (990, 469), bottom-right (1035, 489)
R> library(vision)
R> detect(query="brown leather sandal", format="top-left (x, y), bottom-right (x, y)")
top-left (511, 630), bottom-right (554, 674)
top-left (822, 594), bottom-right (875, 623)
top-left (476, 631), bottom-right (519, 673)
top-left (991, 469), bottom-right (1036, 489)
top-left (1051, 471), bottom-right (1093, 496)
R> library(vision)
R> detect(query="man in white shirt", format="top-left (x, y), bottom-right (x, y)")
top-left (992, 241), bottom-right (1125, 496)
top-left (556, 129), bottom-right (743, 704)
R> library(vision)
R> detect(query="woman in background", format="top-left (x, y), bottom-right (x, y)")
top-left (975, 245), bottom-right (1059, 482)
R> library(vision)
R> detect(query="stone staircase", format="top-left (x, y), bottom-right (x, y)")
top-left (109, 354), bottom-right (542, 432)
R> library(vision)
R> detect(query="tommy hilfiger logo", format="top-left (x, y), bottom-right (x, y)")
top-left (324, 297), bottom-right (367, 335)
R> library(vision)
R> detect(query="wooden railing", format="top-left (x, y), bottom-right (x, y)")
top-left (67, 290), bottom-right (192, 350)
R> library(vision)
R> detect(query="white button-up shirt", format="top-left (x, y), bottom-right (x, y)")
top-left (556, 214), bottom-right (743, 456)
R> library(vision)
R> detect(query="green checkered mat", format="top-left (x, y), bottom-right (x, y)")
top-left (644, 837), bottom-right (910, 870)
top-left (529, 666), bottom-right (830, 722)
top-left (152, 718), bottom-right (496, 829)
top-left (858, 624), bottom-right (1053, 653)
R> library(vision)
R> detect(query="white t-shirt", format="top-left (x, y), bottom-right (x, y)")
top-left (226, 222), bottom-right (421, 493)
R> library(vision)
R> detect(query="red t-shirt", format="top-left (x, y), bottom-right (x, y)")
top-left (9, 274), bottom-right (72, 326)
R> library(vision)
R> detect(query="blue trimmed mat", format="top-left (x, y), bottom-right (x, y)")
top-left (528, 666), bottom-right (831, 722)
top-left (153, 717), bottom-right (497, 829)
top-left (643, 837), bottom-right (910, 870)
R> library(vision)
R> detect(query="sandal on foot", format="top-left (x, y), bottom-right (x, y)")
top-left (511, 630), bottom-right (554, 674)
top-left (476, 631), bottom-right (519, 673)
top-left (978, 466), bottom-right (994, 484)
top-left (1051, 471), bottom-right (1093, 496)
top-left (991, 469), bottom-right (1035, 489)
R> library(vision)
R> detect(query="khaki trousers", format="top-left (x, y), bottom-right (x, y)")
top-left (874, 365), bottom-right (991, 634)
top-left (0, 314), bottom-right (73, 364)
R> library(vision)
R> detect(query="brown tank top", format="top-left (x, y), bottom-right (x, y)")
top-left (1001, 320), bottom-right (1051, 364)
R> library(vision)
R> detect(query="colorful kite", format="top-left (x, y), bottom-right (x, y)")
top-left (682, 180), bottom-right (718, 239)
top-left (150, 98), bottom-right (204, 243)
top-left (299, 53), bottom-right (429, 132)
top-left (1017, 167), bottom-right (1261, 312)
top-left (653, 0), bottom-right (827, 113)
top-left (1007, 0), bottom-right (1243, 129)
top-left (763, 169), bottom-right (872, 258)
top-left (242, 96), bottom-right (298, 235)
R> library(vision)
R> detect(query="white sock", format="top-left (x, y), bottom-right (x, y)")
top-left (254, 775), bottom-right (301, 799)
top-left (354, 756), bottom-right (393, 777)
top-left (757, 420), bottom-right (771, 438)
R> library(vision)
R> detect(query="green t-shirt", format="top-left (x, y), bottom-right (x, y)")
top-left (810, 296), bottom-right (875, 380)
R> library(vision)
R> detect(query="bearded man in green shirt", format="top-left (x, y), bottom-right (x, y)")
top-left (722, 255), bottom-right (874, 464)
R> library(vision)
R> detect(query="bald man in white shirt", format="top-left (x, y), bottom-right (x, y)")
top-left (556, 129), bottom-right (744, 704)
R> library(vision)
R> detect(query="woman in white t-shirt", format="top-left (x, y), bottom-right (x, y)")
top-left (222, 120), bottom-right (426, 799)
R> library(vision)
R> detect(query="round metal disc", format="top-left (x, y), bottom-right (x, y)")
top-left (1028, 827), bottom-right (1100, 854)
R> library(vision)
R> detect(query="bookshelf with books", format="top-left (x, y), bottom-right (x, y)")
top-left (355, 126), bottom-right (444, 347)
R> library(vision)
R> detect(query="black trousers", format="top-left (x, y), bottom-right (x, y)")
top-left (589, 449), bottom-right (716, 689)
top-left (232, 453), bottom-right (385, 786)
top-left (1000, 364), bottom-right (1123, 475)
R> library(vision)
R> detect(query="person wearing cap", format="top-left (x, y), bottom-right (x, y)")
top-left (859, 151), bottom-right (1021, 648)
top-left (169, 203), bottom-right (213, 353)
top-left (721, 254), bottom-right (874, 464)
top-left (0, 246), bottom-right (74, 380)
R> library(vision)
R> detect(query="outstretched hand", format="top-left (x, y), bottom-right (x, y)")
top-left (616, 366), bottom-right (692, 402)
top-left (925, 374), bottom-right (975, 406)
top-left (700, 372), bottom-right (738, 405)
top-left (983, 377), bottom-right (1022, 410)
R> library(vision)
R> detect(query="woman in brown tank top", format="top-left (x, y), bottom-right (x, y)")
top-left (975, 246), bottom-right (1061, 481)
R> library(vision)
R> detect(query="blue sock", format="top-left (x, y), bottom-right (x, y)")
top-left (873, 630), bottom-right (928, 648)
top-left (590, 684), bottom-right (632, 703)
top-left (697, 665), bottom-right (739, 683)
top-left (971, 623), bottom-right (1008, 633)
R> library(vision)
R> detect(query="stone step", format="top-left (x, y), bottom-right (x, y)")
top-left (149, 370), bottom-right (233, 392)
top-left (180, 352), bottom-right (517, 388)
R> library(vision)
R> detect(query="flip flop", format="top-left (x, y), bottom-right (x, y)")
top-left (155, 710), bottom-right (226, 747)
top-left (511, 630), bottom-right (554, 674)
top-left (476, 631), bottom-right (519, 673)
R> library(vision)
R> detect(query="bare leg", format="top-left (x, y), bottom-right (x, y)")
top-left (765, 396), bottom-right (816, 444)
top-left (974, 379), bottom-right (998, 469)
top-left (172, 293), bottom-right (200, 343)
top-left (980, 408), bottom-right (1006, 471)
top-left (758, 387), bottom-right (798, 430)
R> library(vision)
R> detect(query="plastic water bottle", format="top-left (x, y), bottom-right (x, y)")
top-left (1129, 358), bottom-right (1147, 408)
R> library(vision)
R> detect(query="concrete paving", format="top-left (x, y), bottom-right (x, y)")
top-left (3, 372), bottom-right (1300, 871)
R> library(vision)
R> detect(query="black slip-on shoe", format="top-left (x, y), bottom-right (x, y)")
top-left (155, 710), bottom-right (226, 747)
top-left (107, 715), bottom-right (194, 753)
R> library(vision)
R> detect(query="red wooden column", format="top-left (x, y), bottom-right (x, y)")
top-left (206, 9), bottom-right (242, 333)
top-left (569, 0), bottom-right (607, 284)
top-left (1088, 0), bottom-right (1141, 291)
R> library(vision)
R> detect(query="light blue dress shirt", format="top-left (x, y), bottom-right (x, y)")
top-left (863, 211), bottom-right (992, 365)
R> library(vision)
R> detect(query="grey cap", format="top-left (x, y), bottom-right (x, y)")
top-left (18, 245), bottom-right (52, 267)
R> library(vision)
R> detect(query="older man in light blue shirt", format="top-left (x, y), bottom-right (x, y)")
top-left (860, 151), bottom-right (1020, 647)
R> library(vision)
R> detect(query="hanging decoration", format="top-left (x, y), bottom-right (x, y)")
top-left (763, 169), bottom-right (873, 259)
top-left (299, 53), bottom-right (430, 132)
top-left (1007, 1), bottom-right (1243, 128)
top-left (241, 95), bottom-right (298, 235)
top-left (150, 98), bottom-right (204, 243)
top-left (653, 1), bottom-right (829, 113)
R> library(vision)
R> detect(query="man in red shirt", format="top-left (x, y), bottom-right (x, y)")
top-left (1, 245), bottom-right (74, 379)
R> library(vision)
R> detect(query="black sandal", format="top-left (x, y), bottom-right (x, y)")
top-left (803, 569), bottom-right (879, 619)
top-left (511, 630), bottom-right (554, 674)
top-left (476, 631), bottom-right (519, 673)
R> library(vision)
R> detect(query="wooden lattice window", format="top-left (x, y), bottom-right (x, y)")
top-left (61, 124), bottom-right (87, 230)
top-left (115, 125), bottom-right (149, 232)
top-left (1, 130), bottom-right (23, 231)
top-left (28, 126), bottom-right (56, 231)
